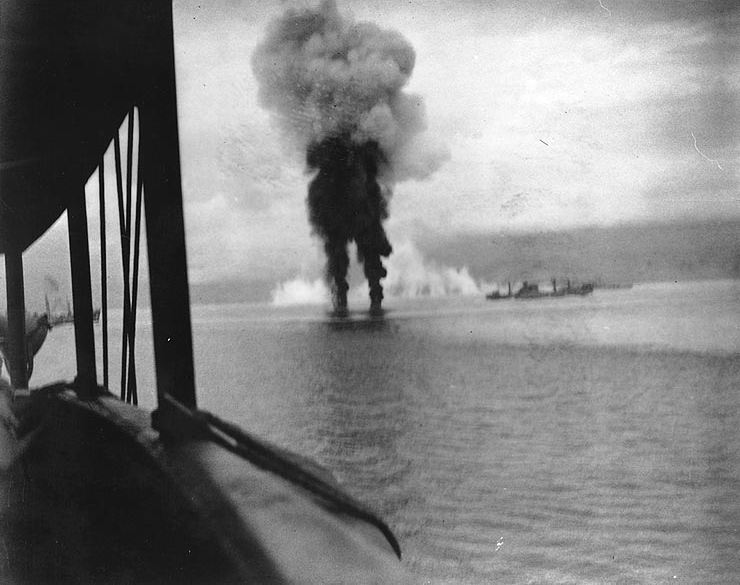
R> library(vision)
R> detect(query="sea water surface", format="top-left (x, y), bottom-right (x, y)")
top-left (31, 280), bottom-right (740, 584)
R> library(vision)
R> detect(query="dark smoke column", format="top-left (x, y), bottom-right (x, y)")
top-left (252, 1), bottom-right (446, 312)
top-left (307, 136), bottom-right (391, 312)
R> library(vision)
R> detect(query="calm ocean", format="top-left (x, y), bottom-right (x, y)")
top-left (31, 280), bottom-right (740, 584)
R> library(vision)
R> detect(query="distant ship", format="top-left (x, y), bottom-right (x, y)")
top-left (554, 279), bottom-right (594, 296)
top-left (514, 281), bottom-right (547, 299)
top-left (486, 279), bottom-right (595, 300)
top-left (45, 295), bottom-right (101, 326)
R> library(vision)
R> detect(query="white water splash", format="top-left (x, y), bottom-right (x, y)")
top-left (383, 240), bottom-right (481, 298)
top-left (270, 240), bottom-right (482, 306)
top-left (271, 277), bottom-right (329, 306)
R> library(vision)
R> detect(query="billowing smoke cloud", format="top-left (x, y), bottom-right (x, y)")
top-left (253, 0), bottom-right (447, 312)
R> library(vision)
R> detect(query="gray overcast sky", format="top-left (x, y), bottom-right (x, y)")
top-left (6, 0), bottom-right (740, 307)
top-left (170, 0), bottom-right (738, 284)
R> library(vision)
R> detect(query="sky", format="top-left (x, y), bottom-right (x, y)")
top-left (4, 0), bottom-right (740, 308)
top-left (170, 0), bottom-right (738, 285)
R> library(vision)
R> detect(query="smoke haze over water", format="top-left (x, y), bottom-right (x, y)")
top-left (253, 0), bottom-right (447, 310)
top-left (271, 240), bottom-right (482, 307)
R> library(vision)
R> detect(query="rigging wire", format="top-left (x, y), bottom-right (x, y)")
top-left (96, 110), bottom-right (141, 403)
top-left (124, 108), bottom-right (136, 404)
top-left (114, 129), bottom-right (128, 399)
top-left (99, 154), bottom-right (109, 389)
top-left (126, 108), bottom-right (142, 405)
top-left (114, 114), bottom-right (136, 402)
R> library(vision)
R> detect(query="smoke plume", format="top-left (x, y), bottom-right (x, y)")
top-left (253, 0), bottom-right (445, 312)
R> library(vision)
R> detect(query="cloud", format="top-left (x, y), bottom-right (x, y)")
top-left (30, 0), bottom-right (730, 295)
top-left (185, 193), bottom-right (312, 285)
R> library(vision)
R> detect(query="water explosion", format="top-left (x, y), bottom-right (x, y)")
top-left (252, 0), bottom-right (445, 312)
